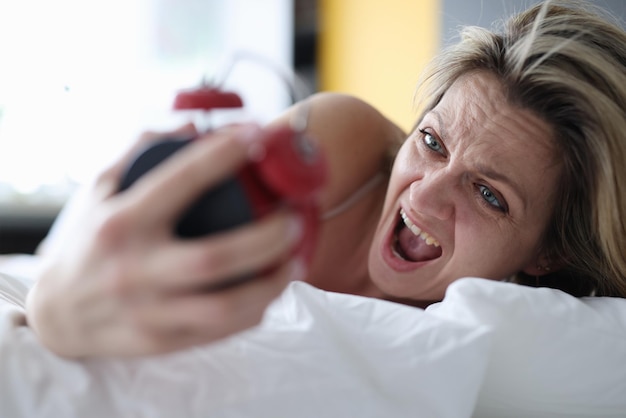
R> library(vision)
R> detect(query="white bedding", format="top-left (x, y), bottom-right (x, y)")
top-left (2, 267), bottom-right (626, 418)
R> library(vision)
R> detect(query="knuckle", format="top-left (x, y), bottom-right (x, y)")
top-left (137, 130), bottom-right (160, 143)
top-left (138, 124), bottom-right (196, 146)
top-left (104, 257), bottom-right (141, 299)
top-left (94, 208), bottom-right (133, 246)
top-left (250, 317), bottom-right (263, 330)
top-left (270, 211), bottom-right (301, 242)
top-left (135, 336), bottom-right (168, 357)
top-left (105, 265), bottom-right (130, 297)
top-left (126, 309), bottom-right (164, 342)
top-left (193, 246), bottom-right (233, 279)
top-left (93, 167), bottom-right (115, 188)
top-left (245, 311), bottom-right (264, 329)
top-left (203, 296), bottom-right (237, 319)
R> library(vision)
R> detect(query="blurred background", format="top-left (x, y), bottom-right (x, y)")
top-left (0, 0), bottom-right (624, 254)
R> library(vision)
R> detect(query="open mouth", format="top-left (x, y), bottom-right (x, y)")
top-left (392, 209), bottom-right (443, 262)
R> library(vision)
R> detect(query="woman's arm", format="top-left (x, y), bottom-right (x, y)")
top-left (26, 124), bottom-right (306, 358)
top-left (268, 92), bottom-right (405, 216)
top-left (26, 94), bottom-right (405, 358)
top-left (269, 93), bottom-right (407, 295)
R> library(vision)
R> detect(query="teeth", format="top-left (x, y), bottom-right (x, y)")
top-left (400, 209), bottom-right (440, 247)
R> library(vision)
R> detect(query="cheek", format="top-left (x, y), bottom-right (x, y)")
top-left (387, 141), bottom-right (420, 190)
top-left (454, 222), bottom-right (538, 277)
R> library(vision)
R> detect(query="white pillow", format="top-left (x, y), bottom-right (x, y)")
top-left (0, 281), bottom-right (492, 418)
top-left (427, 278), bottom-right (626, 418)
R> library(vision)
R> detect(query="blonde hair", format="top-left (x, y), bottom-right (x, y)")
top-left (415, 0), bottom-right (626, 297)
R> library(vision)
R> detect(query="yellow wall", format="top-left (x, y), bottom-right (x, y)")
top-left (318, 0), bottom-right (440, 132)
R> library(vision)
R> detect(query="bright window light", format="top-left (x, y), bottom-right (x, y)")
top-left (0, 0), bottom-right (293, 207)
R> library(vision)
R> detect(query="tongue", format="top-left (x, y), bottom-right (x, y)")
top-left (397, 227), bottom-right (442, 262)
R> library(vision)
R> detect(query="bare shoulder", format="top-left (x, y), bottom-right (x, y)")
top-left (268, 92), bottom-right (406, 211)
top-left (302, 92), bottom-right (404, 150)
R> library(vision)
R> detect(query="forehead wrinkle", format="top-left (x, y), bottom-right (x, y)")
top-left (429, 72), bottom-right (560, 216)
top-left (446, 72), bottom-right (556, 154)
top-left (430, 110), bottom-right (447, 141)
top-left (433, 77), bottom-right (506, 145)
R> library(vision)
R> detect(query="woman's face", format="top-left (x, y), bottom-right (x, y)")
top-left (368, 71), bottom-right (562, 302)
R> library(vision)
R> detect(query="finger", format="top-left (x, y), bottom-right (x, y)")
top-left (130, 256), bottom-right (306, 352)
top-left (121, 123), bottom-right (262, 228)
top-left (97, 123), bottom-right (199, 193)
top-left (129, 209), bottom-right (303, 292)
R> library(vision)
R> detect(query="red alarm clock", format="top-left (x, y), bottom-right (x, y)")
top-left (118, 85), bottom-right (327, 290)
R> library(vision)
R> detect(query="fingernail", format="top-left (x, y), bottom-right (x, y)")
top-left (233, 122), bottom-right (262, 144)
top-left (234, 123), bottom-right (266, 161)
top-left (172, 122), bottom-right (199, 139)
top-left (287, 214), bottom-right (304, 244)
top-left (288, 257), bottom-right (307, 282)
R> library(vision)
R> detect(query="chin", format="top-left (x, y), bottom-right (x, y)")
top-left (368, 204), bottom-right (449, 299)
top-left (367, 251), bottom-right (445, 301)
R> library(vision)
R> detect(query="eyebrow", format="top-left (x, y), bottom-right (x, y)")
top-left (429, 110), bottom-right (448, 142)
top-left (475, 164), bottom-right (525, 200)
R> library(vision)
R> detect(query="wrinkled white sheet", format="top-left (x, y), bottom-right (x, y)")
top-left (0, 272), bottom-right (492, 418)
top-left (5, 266), bottom-right (626, 418)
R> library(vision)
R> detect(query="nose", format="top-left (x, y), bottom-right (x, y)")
top-left (408, 171), bottom-right (456, 221)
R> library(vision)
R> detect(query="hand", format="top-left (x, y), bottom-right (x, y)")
top-left (26, 124), bottom-right (306, 358)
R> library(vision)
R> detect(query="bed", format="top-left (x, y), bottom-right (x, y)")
top-left (2, 255), bottom-right (626, 418)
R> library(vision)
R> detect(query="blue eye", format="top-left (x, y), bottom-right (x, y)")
top-left (478, 184), bottom-right (504, 210)
top-left (420, 129), bottom-right (444, 154)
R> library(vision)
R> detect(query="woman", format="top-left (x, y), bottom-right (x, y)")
top-left (26, 0), bottom-right (626, 358)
